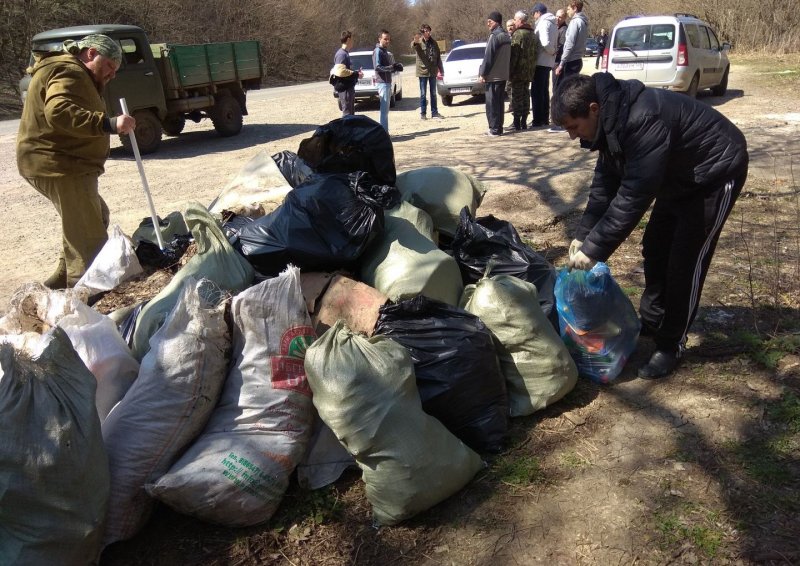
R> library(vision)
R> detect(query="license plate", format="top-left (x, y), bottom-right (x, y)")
top-left (615, 63), bottom-right (644, 70)
top-left (450, 87), bottom-right (472, 94)
top-left (358, 79), bottom-right (372, 86)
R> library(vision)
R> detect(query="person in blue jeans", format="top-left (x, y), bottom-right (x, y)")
top-left (411, 24), bottom-right (444, 120)
top-left (373, 30), bottom-right (402, 132)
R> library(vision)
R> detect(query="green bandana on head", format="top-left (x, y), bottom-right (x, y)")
top-left (63, 34), bottom-right (122, 65)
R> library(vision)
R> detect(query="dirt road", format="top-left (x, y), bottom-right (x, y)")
top-left (2, 56), bottom-right (800, 565)
top-left (0, 60), bottom-right (796, 312)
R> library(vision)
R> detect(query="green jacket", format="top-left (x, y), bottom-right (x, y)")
top-left (411, 37), bottom-right (444, 77)
top-left (510, 25), bottom-right (537, 81)
top-left (17, 53), bottom-right (112, 178)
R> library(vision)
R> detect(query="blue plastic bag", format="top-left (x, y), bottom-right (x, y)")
top-left (554, 263), bottom-right (640, 383)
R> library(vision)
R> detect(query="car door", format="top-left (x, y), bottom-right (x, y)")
top-left (695, 25), bottom-right (715, 88)
top-left (608, 24), bottom-right (648, 82)
top-left (702, 26), bottom-right (724, 86)
top-left (104, 34), bottom-right (165, 117)
top-left (643, 23), bottom-right (677, 85)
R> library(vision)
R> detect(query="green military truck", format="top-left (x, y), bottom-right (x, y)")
top-left (19, 24), bottom-right (263, 154)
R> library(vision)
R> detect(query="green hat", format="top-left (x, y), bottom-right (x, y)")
top-left (63, 34), bottom-right (122, 64)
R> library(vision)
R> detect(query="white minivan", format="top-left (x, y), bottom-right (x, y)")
top-left (601, 14), bottom-right (730, 97)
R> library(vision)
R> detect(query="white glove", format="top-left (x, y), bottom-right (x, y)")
top-left (568, 239), bottom-right (583, 259)
top-left (567, 250), bottom-right (597, 271)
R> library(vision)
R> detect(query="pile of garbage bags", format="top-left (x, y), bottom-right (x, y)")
top-left (0, 115), bottom-right (640, 562)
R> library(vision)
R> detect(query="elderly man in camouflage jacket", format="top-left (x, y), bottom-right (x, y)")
top-left (508, 10), bottom-right (537, 131)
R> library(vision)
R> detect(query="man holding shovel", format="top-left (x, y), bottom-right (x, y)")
top-left (17, 34), bottom-right (135, 289)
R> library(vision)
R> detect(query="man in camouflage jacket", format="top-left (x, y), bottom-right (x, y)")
top-left (509, 10), bottom-right (537, 130)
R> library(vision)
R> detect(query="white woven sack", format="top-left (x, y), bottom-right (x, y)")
top-left (147, 266), bottom-right (316, 526)
top-left (75, 224), bottom-right (143, 294)
top-left (102, 277), bottom-right (230, 546)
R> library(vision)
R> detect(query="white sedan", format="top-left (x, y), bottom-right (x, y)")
top-left (436, 42), bottom-right (487, 106)
top-left (346, 50), bottom-right (403, 107)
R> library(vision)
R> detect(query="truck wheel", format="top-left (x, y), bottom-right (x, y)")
top-left (162, 116), bottom-right (185, 136)
top-left (212, 94), bottom-right (243, 137)
top-left (121, 110), bottom-right (162, 154)
top-left (442, 95), bottom-right (453, 106)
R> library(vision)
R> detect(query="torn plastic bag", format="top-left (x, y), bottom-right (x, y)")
top-left (305, 320), bottom-right (484, 525)
top-left (75, 225), bottom-right (143, 295)
top-left (103, 277), bottom-right (230, 546)
top-left (359, 202), bottom-right (463, 305)
top-left (461, 273), bottom-right (577, 417)
top-left (208, 150), bottom-right (295, 215)
top-left (147, 267), bottom-right (316, 527)
top-left (232, 171), bottom-right (400, 276)
top-left (451, 207), bottom-right (559, 330)
top-left (133, 210), bottom-right (193, 271)
top-left (272, 150), bottom-right (314, 188)
top-left (297, 114), bottom-right (396, 185)
top-left (131, 203), bottom-right (254, 361)
top-left (395, 166), bottom-right (486, 238)
top-left (374, 295), bottom-right (509, 453)
top-left (554, 263), bottom-right (641, 383)
top-left (0, 328), bottom-right (109, 566)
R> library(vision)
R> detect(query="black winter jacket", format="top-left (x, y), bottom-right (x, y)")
top-left (576, 73), bottom-right (748, 262)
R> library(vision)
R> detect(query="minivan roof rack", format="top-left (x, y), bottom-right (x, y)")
top-left (674, 13), bottom-right (699, 19)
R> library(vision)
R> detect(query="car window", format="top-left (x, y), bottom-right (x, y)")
top-left (447, 46), bottom-right (485, 62)
top-left (613, 25), bottom-right (649, 50)
top-left (698, 26), bottom-right (711, 49)
top-left (120, 37), bottom-right (144, 66)
top-left (706, 26), bottom-right (720, 50)
top-left (684, 24), bottom-right (701, 48)
top-left (350, 54), bottom-right (374, 70)
top-left (650, 24), bottom-right (675, 49)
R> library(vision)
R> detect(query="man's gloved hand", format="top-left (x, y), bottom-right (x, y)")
top-left (567, 250), bottom-right (597, 272)
top-left (568, 239), bottom-right (583, 259)
top-left (393, 62), bottom-right (404, 72)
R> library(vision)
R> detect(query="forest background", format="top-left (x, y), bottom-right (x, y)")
top-left (2, 0), bottom-right (798, 116)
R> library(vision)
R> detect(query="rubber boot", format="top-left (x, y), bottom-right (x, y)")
top-left (512, 114), bottom-right (521, 131)
top-left (43, 257), bottom-right (68, 290)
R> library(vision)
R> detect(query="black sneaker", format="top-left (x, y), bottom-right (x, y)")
top-left (638, 350), bottom-right (680, 379)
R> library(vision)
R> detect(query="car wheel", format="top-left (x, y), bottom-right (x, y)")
top-left (390, 86), bottom-right (396, 108)
top-left (442, 95), bottom-right (453, 106)
top-left (121, 109), bottom-right (162, 154)
top-left (711, 66), bottom-right (729, 96)
top-left (396, 86), bottom-right (403, 101)
top-left (686, 73), bottom-right (699, 98)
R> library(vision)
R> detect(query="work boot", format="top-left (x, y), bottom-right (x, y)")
top-left (43, 257), bottom-right (68, 290)
top-left (638, 350), bottom-right (681, 379)
top-left (512, 115), bottom-right (521, 131)
top-left (521, 113), bottom-right (529, 130)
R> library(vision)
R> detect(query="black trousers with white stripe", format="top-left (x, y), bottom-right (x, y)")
top-left (639, 171), bottom-right (748, 354)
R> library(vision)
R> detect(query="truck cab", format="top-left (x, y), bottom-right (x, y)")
top-left (20, 24), bottom-right (263, 154)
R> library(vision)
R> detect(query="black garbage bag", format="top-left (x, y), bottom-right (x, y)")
top-left (451, 207), bottom-right (559, 330)
top-left (231, 171), bottom-right (400, 276)
top-left (297, 114), bottom-right (396, 185)
top-left (135, 234), bottom-right (193, 270)
top-left (221, 212), bottom-right (255, 242)
top-left (271, 150), bottom-right (314, 188)
top-left (374, 295), bottom-right (509, 453)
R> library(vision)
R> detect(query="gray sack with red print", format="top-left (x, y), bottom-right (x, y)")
top-left (146, 266), bottom-right (316, 527)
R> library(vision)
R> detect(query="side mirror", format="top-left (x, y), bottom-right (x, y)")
top-left (721, 42), bottom-right (732, 51)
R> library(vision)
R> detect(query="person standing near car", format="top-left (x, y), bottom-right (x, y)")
top-left (332, 31), bottom-right (362, 117)
top-left (373, 29), bottom-right (402, 132)
top-left (509, 11), bottom-right (537, 131)
top-left (595, 28), bottom-right (608, 69)
top-left (548, 8), bottom-right (569, 132)
top-left (530, 3), bottom-right (558, 128)
top-left (552, 73), bottom-right (748, 379)
top-left (554, 1), bottom-right (588, 80)
top-left (16, 34), bottom-right (135, 289)
top-left (411, 24), bottom-right (444, 121)
top-left (479, 11), bottom-right (511, 137)
top-left (505, 19), bottom-right (517, 113)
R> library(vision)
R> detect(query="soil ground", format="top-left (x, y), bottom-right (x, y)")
top-left (1, 54), bottom-right (798, 565)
